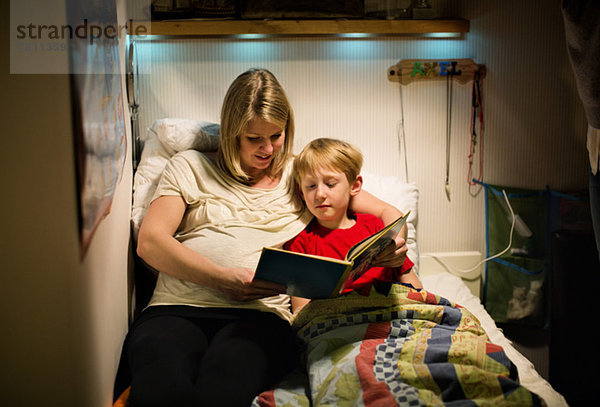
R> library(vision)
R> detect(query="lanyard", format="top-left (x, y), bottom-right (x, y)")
top-left (468, 69), bottom-right (483, 187)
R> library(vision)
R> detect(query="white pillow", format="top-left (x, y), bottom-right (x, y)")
top-left (131, 132), bottom-right (171, 240)
top-left (149, 118), bottom-right (220, 155)
top-left (132, 119), bottom-right (221, 240)
top-left (361, 171), bottom-right (420, 275)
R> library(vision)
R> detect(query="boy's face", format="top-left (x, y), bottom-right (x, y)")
top-left (299, 168), bottom-right (362, 229)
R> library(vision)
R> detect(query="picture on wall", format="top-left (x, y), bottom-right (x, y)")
top-left (68, 0), bottom-right (127, 257)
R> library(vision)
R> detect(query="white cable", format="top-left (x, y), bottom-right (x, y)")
top-left (445, 75), bottom-right (453, 201)
top-left (423, 189), bottom-right (516, 280)
top-left (397, 83), bottom-right (410, 183)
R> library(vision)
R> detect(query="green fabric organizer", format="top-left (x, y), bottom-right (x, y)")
top-left (482, 184), bottom-right (551, 327)
top-left (481, 181), bottom-right (589, 327)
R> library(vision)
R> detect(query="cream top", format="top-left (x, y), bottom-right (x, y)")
top-left (147, 150), bottom-right (312, 321)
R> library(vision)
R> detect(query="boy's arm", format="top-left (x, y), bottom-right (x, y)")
top-left (291, 296), bottom-right (311, 313)
top-left (399, 269), bottom-right (422, 289)
top-left (351, 189), bottom-right (407, 237)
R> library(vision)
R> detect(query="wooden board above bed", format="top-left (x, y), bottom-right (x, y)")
top-left (126, 19), bottom-right (470, 37)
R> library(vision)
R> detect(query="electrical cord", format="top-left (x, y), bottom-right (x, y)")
top-left (445, 73), bottom-right (453, 201)
top-left (421, 189), bottom-right (515, 280)
top-left (396, 80), bottom-right (410, 183)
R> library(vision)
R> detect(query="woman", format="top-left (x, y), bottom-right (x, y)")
top-left (127, 68), bottom-right (408, 407)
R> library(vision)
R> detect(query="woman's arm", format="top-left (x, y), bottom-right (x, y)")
top-left (350, 189), bottom-right (407, 236)
top-left (350, 189), bottom-right (408, 268)
top-left (137, 195), bottom-right (286, 301)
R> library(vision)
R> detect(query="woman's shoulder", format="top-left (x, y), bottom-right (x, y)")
top-left (167, 150), bottom-right (218, 171)
top-left (171, 149), bottom-right (212, 162)
top-left (162, 150), bottom-right (222, 187)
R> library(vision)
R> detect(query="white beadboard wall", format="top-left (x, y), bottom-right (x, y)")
top-left (131, 0), bottom-right (589, 254)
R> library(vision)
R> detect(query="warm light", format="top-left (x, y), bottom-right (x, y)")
top-left (335, 33), bottom-right (377, 39)
top-left (422, 32), bottom-right (461, 38)
top-left (233, 33), bottom-right (270, 40)
top-left (128, 31), bottom-right (462, 41)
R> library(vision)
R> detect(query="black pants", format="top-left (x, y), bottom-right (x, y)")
top-left (126, 306), bottom-right (299, 407)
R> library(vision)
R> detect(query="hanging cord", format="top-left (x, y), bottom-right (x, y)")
top-left (397, 81), bottom-right (410, 183)
top-left (468, 69), bottom-right (484, 186)
top-left (422, 189), bottom-right (516, 280)
top-left (445, 73), bottom-right (453, 201)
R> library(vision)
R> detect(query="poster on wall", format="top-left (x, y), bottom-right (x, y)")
top-left (68, 0), bottom-right (127, 257)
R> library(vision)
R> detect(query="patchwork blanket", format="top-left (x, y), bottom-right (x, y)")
top-left (253, 283), bottom-right (545, 406)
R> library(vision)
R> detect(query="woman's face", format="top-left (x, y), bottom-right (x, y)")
top-left (239, 118), bottom-right (285, 175)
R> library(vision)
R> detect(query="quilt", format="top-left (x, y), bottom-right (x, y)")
top-left (253, 283), bottom-right (545, 406)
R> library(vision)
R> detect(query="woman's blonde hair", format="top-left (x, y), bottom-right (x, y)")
top-left (293, 138), bottom-right (363, 185)
top-left (216, 68), bottom-right (295, 184)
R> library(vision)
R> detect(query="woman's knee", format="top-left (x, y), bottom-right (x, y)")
top-left (200, 313), bottom-right (299, 384)
top-left (128, 316), bottom-right (208, 364)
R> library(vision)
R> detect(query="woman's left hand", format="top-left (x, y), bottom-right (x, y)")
top-left (372, 235), bottom-right (408, 268)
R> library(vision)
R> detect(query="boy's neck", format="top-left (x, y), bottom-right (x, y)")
top-left (315, 213), bottom-right (356, 230)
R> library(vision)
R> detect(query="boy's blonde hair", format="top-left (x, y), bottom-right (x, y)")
top-left (293, 138), bottom-right (363, 185)
top-left (217, 68), bottom-right (295, 184)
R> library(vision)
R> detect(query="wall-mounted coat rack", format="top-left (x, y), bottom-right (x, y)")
top-left (388, 58), bottom-right (486, 84)
top-left (388, 58), bottom-right (486, 201)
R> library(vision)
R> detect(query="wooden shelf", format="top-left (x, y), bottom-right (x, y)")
top-left (128, 19), bottom-right (469, 37)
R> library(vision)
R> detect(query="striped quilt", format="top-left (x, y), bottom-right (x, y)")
top-left (253, 283), bottom-right (545, 406)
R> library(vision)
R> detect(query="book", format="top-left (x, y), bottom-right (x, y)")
top-left (254, 211), bottom-right (410, 299)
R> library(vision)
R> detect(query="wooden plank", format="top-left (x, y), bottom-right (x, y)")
top-left (388, 58), bottom-right (486, 85)
top-left (128, 19), bottom-right (469, 36)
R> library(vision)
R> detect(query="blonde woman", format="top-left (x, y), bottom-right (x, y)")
top-left (125, 68), bottom-right (408, 406)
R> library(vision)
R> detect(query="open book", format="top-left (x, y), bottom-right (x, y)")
top-left (254, 211), bottom-right (410, 299)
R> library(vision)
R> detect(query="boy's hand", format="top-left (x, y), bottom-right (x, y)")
top-left (373, 236), bottom-right (408, 268)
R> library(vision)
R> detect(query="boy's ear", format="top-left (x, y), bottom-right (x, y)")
top-left (350, 175), bottom-right (363, 196)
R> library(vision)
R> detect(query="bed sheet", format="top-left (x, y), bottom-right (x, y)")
top-left (421, 273), bottom-right (567, 407)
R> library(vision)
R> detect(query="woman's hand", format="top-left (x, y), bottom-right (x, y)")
top-left (372, 235), bottom-right (408, 268)
top-left (216, 267), bottom-right (287, 302)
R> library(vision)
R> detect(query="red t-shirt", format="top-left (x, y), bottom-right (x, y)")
top-left (284, 212), bottom-right (414, 296)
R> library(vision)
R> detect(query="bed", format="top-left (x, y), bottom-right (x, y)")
top-left (118, 118), bottom-right (567, 407)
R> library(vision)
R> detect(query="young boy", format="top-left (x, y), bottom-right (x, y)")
top-left (285, 138), bottom-right (422, 312)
